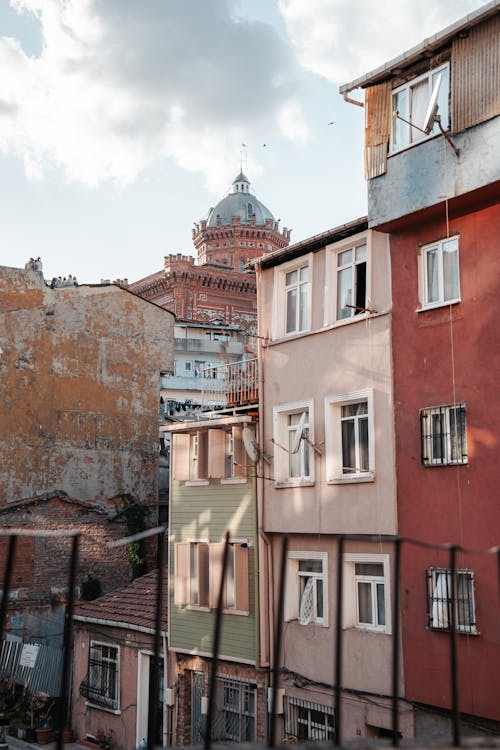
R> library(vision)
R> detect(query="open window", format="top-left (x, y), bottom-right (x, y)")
top-left (391, 64), bottom-right (449, 152)
top-left (273, 401), bottom-right (314, 485)
top-left (284, 551), bottom-right (327, 627)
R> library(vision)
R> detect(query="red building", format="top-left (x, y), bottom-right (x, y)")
top-left (128, 172), bottom-right (290, 332)
top-left (341, 3), bottom-right (500, 735)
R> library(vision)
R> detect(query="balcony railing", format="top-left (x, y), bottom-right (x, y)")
top-left (201, 358), bottom-right (258, 409)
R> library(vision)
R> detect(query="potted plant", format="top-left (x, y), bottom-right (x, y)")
top-left (96, 728), bottom-right (114, 750)
top-left (31, 692), bottom-right (54, 744)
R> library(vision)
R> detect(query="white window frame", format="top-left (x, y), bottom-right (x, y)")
top-left (427, 567), bottom-right (477, 634)
top-left (420, 403), bottom-right (467, 466)
top-left (324, 235), bottom-right (370, 326)
top-left (324, 390), bottom-right (374, 483)
top-left (343, 553), bottom-right (391, 634)
top-left (87, 640), bottom-right (120, 712)
top-left (285, 696), bottom-right (335, 742)
top-left (273, 400), bottom-right (315, 486)
top-left (390, 63), bottom-right (450, 154)
top-left (284, 551), bottom-right (328, 627)
top-left (272, 254), bottom-right (312, 339)
top-left (418, 236), bottom-right (460, 310)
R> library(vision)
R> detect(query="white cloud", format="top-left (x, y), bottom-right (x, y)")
top-left (0, 0), bottom-right (307, 191)
top-left (278, 0), bottom-right (484, 84)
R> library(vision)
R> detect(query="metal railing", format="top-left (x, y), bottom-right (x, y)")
top-left (1, 529), bottom-right (500, 749)
top-left (201, 358), bottom-right (258, 409)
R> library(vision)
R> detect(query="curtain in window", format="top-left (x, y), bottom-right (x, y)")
top-left (299, 577), bottom-right (315, 625)
top-left (443, 239), bottom-right (459, 300)
top-left (426, 248), bottom-right (439, 303)
top-left (432, 571), bottom-right (450, 628)
top-left (410, 78), bottom-right (429, 141)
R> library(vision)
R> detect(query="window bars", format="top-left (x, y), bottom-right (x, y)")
top-left (1, 528), bottom-right (499, 749)
top-left (420, 404), bottom-right (467, 465)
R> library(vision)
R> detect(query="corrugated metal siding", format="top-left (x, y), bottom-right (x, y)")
top-left (169, 477), bottom-right (257, 662)
top-left (364, 81), bottom-right (392, 179)
top-left (0, 640), bottom-right (63, 695)
top-left (452, 14), bottom-right (500, 133)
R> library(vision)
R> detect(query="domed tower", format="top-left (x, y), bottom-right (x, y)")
top-left (192, 172), bottom-right (290, 270)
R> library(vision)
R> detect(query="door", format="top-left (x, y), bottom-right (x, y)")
top-left (136, 653), bottom-right (165, 748)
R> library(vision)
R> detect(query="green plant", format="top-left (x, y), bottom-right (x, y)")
top-left (96, 728), bottom-right (114, 750)
top-left (30, 692), bottom-right (54, 728)
top-left (81, 574), bottom-right (102, 601)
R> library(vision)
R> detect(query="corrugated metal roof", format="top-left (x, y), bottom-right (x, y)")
top-left (340, 0), bottom-right (500, 94)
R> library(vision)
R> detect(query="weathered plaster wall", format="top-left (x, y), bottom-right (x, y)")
top-left (368, 116), bottom-right (500, 227)
top-left (0, 267), bottom-right (174, 506)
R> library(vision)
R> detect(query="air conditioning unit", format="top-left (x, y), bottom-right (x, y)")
top-left (267, 687), bottom-right (285, 715)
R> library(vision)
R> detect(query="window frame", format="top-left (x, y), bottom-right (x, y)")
top-left (285, 696), bottom-right (335, 742)
top-left (419, 235), bottom-right (460, 310)
top-left (426, 567), bottom-right (477, 634)
top-left (420, 403), bottom-right (467, 466)
top-left (343, 553), bottom-right (391, 634)
top-left (273, 400), bottom-right (315, 487)
top-left (284, 551), bottom-right (328, 627)
top-left (324, 389), bottom-right (375, 483)
top-left (324, 234), bottom-right (371, 327)
top-left (87, 640), bottom-right (120, 712)
top-left (390, 63), bottom-right (450, 154)
top-left (272, 254), bottom-right (313, 339)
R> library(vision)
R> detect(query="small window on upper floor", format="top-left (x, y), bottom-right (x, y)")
top-left (420, 403), bottom-right (467, 466)
top-left (420, 236), bottom-right (460, 310)
top-left (426, 567), bottom-right (477, 634)
top-left (273, 401), bottom-right (314, 486)
top-left (273, 255), bottom-right (312, 339)
top-left (391, 64), bottom-right (449, 153)
top-left (325, 238), bottom-right (369, 326)
top-left (284, 551), bottom-right (328, 627)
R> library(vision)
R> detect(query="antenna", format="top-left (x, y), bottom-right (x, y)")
top-left (422, 73), bottom-right (442, 135)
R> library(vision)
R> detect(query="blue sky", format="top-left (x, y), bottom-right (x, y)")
top-left (0, 0), bottom-right (483, 284)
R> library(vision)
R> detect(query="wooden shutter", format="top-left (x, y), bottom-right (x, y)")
top-left (234, 544), bottom-right (249, 612)
top-left (233, 426), bottom-right (247, 478)
top-left (209, 542), bottom-right (225, 609)
top-left (174, 542), bottom-right (190, 605)
top-left (171, 434), bottom-right (190, 480)
top-left (364, 81), bottom-right (392, 179)
top-left (197, 431), bottom-right (208, 479)
top-left (451, 14), bottom-right (500, 133)
top-left (208, 429), bottom-right (225, 478)
top-left (198, 542), bottom-right (210, 607)
top-left (284, 558), bottom-right (299, 622)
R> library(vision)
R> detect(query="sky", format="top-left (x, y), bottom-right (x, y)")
top-left (0, 0), bottom-right (485, 284)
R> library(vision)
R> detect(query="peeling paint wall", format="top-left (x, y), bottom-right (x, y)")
top-left (0, 267), bottom-right (174, 507)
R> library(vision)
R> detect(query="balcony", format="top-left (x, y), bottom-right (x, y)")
top-left (201, 358), bottom-right (258, 409)
top-left (173, 337), bottom-right (244, 355)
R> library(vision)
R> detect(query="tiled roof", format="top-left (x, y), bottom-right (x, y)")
top-left (74, 569), bottom-right (168, 633)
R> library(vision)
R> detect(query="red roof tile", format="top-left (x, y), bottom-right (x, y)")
top-left (74, 569), bottom-right (168, 633)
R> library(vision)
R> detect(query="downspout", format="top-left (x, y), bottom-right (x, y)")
top-left (342, 91), bottom-right (364, 108)
top-left (255, 260), bottom-right (275, 739)
top-left (162, 633), bottom-right (168, 747)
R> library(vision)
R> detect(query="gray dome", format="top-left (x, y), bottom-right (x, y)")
top-left (207, 173), bottom-right (275, 228)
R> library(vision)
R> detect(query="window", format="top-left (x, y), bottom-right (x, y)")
top-left (174, 541), bottom-right (249, 613)
top-left (171, 426), bottom-right (247, 483)
top-left (171, 431), bottom-right (208, 482)
top-left (391, 64), bottom-right (449, 152)
top-left (420, 404), bottom-right (467, 465)
top-left (343, 553), bottom-right (391, 633)
top-left (85, 642), bottom-right (119, 711)
top-left (420, 236), bottom-right (460, 309)
top-left (426, 568), bottom-right (477, 634)
top-left (336, 244), bottom-right (367, 319)
top-left (285, 697), bottom-right (334, 742)
top-left (284, 551), bottom-right (327, 627)
top-left (273, 402), bottom-right (314, 485)
top-left (325, 390), bottom-right (374, 482)
top-left (273, 256), bottom-right (312, 338)
top-left (215, 678), bottom-right (255, 742)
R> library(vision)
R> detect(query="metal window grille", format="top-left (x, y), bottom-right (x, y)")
top-left (210, 677), bottom-right (255, 742)
top-left (426, 568), bottom-right (477, 634)
top-left (285, 696), bottom-right (335, 742)
top-left (79, 642), bottom-right (119, 710)
top-left (420, 404), bottom-right (467, 465)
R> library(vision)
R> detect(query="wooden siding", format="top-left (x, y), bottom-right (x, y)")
top-left (451, 14), bottom-right (500, 133)
top-left (364, 81), bottom-right (392, 179)
top-left (169, 476), bottom-right (257, 662)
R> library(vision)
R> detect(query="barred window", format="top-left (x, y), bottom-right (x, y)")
top-left (285, 696), bottom-right (335, 742)
top-left (420, 404), bottom-right (467, 465)
top-left (426, 568), bottom-right (477, 634)
top-left (214, 677), bottom-right (255, 742)
top-left (80, 642), bottom-right (119, 710)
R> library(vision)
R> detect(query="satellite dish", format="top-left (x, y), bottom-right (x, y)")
top-left (422, 73), bottom-right (442, 135)
top-left (243, 425), bottom-right (259, 463)
top-left (291, 412), bottom-right (306, 454)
